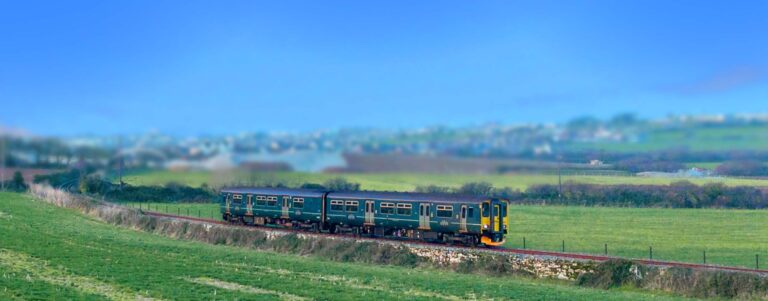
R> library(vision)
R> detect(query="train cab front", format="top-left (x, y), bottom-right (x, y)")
top-left (480, 198), bottom-right (509, 247)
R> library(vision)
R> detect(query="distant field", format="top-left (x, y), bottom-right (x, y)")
top-left (567, 124), bottom-right (768, 152)
top-left (122, 170), bottom-right (768, 191)
top-left (0, 192), bottom-right (691, 300)
top-left (134, 202), bottom-right (768, 269)
top-left (507, 205), bottom-right (768, 269)
top-left (683, 162), bottom-right (722, 169)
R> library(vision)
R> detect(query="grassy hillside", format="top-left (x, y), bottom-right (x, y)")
top-left (134, 202), bottom-right (768, 269)
top-left (123, 170), bottom-right (768, 191)
top-left (0, 192), bottom-right (691, 300)
top-left (566, 124), bottom-right (768, 152)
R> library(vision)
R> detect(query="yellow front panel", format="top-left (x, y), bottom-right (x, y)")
top-left (481, 201), bottom-right (490, 230)
top-left (504, 202), bottom-right (509, 233)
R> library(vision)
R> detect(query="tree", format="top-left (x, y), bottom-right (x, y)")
top-left (608, 113), bottom-right (640, 127)
top-left (458, 182), bottom-right (494, 196)
top-left (323, 178), bottom-right (360, 191)
top-left (6, 171), bottom-right (28, 192)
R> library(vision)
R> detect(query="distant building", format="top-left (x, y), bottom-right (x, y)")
top-left (589, 159), bottom-right (604, 166)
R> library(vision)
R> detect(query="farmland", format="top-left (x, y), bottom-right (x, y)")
top-left (0, 192), bottom-right (693, 300)
top-left (132, 201), bottom-right (768, 269)
top-left (122, 170), bottom-right (768, 191)
top-left (565, 124), bottom-right (768, 152)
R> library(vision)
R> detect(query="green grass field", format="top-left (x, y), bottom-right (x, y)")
top-left (566, 124), bottom-right (768, 152)
top-left (0, 192), bottom-right (692, 300)
top-left (123, 170), bottom-right (768, 191)
top-left (132, 201), bottom-right (768, 269)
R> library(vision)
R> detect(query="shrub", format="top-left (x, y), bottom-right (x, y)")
top-left (578, 259), bottom-right (768, 299)
top-left (577, 259), bottom-right (644, 289)
top-left (715, 160), bottom-right (768, 177)
top-left (414, 185), bottom-right (452, 194)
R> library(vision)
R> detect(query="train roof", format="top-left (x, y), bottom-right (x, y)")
top-left (328, 191), bottom-right (491, 204)
top-left (221, 187), bottom-right (502, 204)
top-left (221, 187), bottom-right (325, 198)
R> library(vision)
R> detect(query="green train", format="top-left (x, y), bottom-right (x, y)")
top-left (220, 187), bottom-right (509, 246)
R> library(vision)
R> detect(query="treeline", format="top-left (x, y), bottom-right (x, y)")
top-left (523, 181), bottom-right (768, 209)
top-left (417, 181), bottom-right (768, 209)
top-left (32, 170), bottom-right (367, 203)
top-left (31, 169), bottom-right (768, 209)
top-left (33, 170), bottom-right (216, 203)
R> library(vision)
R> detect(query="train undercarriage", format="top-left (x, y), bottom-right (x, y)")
top-left (223, 213), bottom-right (485, 246)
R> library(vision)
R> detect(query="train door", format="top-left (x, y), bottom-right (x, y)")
top-left (419, 203), bottom-right (430, 230)
top-left (460, 205), bottom-right (468, 232)
top-left (364, 200), bottom-right (375, 225)
top-left (225, 194), bottom-right (231, 215)
top-left (493, 202), bottom-right (501, 232)
top-left (246, 195), bottom-right (253, 216)
top-left (281, 196), bottom-right (290, 219)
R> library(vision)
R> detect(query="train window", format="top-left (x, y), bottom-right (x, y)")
top-left (396, 203), bottom-right (412, 215)
top-left (293, 198), bottom-right (304, 209)
top-left (266, 196), bottom-right (278, 206)
top-left (501, 204), bottom-right (507, 217)
top-left (256, 195), bottom-right (266, 206)
top-left (380, 202), bottom-right (395, 214)
top-left (467, 208), bottom-right (474, 218)
top-left (482, 203), bottom-right (489, 217)
top-left (493, 205), bottom-right (499, 217)
top-left (330, 200), bottom-right (344, 211)
top-left (436, 205), bottom-right (453, 218)
top-left (232, 194), bottom-right (243, 203)
top-left (345, 201), bottom-right (359, 212)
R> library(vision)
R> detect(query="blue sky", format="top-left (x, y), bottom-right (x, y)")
top-left (1, 1), bottom-right (767, 135)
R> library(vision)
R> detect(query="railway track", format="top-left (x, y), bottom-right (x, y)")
top-left (142, 210), bottom-right (768, 275)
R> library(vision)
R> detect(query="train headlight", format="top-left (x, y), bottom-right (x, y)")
top-left (483, 224), bottom-right (489, 229)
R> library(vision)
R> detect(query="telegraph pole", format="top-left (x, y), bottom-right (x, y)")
top-left (118, 136), bottom-right (124, 190)
top-left (557, 155), bottom-right (563, 202)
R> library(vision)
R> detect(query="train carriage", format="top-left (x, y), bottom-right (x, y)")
top-left (221, 187), bottom-right (325, 230)
top-left (326, 191), bottom-right (508, 245)
top-left (220, 187), bottom-right (509, 246)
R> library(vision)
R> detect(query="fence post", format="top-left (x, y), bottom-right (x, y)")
top-left (703, 251), bottom-right (706, 264)
top-left (177, 207), bottom-right (180, 215)
top-left (757, 254), bottom-right (760, 270)
top-left (186, 208), bottom-right (189, 216)
top-left (198, 210), bottom-right (201, 218)
top-left (604, 243), bottom-right (608, 256)
top-left (523, 237), bottom-right (526, 249)
top-left (165, 205), bottom-right (168, 213)
top-left (649, 246), bottom-right (653, 260)
top-left (562, 240), bottom-right (565, 252)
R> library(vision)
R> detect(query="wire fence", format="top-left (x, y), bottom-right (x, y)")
top-left (123, 201), bottom-right (766, 270)
top-left (513, 236), bottom-right (764, 270)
